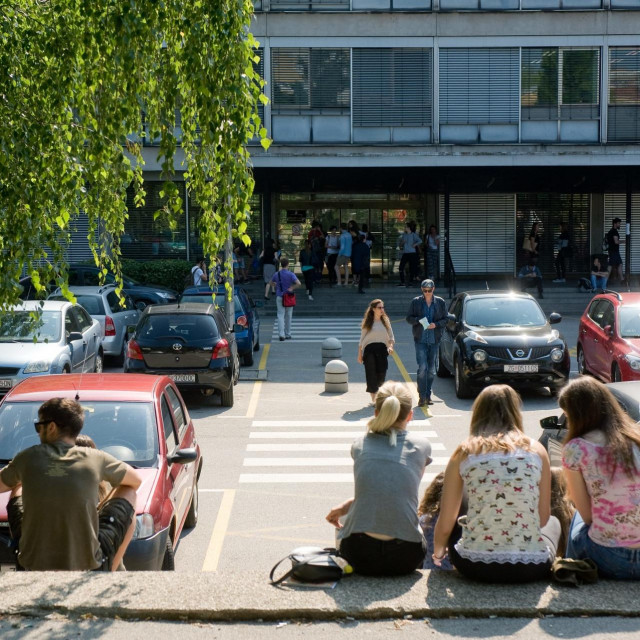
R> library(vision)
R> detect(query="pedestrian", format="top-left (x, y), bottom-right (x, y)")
top-left (325, 225), bottom-right (340, 285)
top-left (260, 237), bottom-right (278, 301)
top-left (270, 257), bottom-right (301, 341)
top-left (432, 385), bottom-right (560, 583)
top-left (406, 279), bottom-right (448, 407)
top-left (358, 299), bottom-right (395, 404)
top-left (299, 239), bottom-right (315, 301)
top-left (425, 225), bottom-right (440, 281)
top-left (518, 258), bottom-right (544, 299)
top-left (560, 376), bottom-right (640, 579)
top-left (325, 381), bottom-right (432, 576)
top-left (348, 221), bottom-right (361, 286)
top-left (553, 222), bottom-right (571, 283)
top-left (308, 220), bottom-right (326, 284)
top-left (191, 258), bottom-right (208, 286)
top-left (590, 254), bottom-right (608, 291)
top-left (524, 221), bottom-right (541, 261)
top-left (397, 221), bottom-right (422, 287)
top-left (0, 398), bottom-right (141, 571)
top-left (335, 222), bottom-right (352, 286)
top-left (351, 234), bottom-right (370, 294)
top-left (607, 217), bottom-right (625, 286)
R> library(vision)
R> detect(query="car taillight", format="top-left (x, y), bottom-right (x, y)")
top-left (105, 315), bottom-right (116, 336)
top-left (212, 338), bottom-right (231, 359)
top-left (236, 315), bottom-right (248, 327)
top-left (127, 340), bottom-right (144, 360)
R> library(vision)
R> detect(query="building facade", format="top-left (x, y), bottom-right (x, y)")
top-left (130, 3), bottom-right (640, 279)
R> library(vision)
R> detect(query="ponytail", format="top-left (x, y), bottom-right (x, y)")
top-left (367, 381), bottom-right (412, 446)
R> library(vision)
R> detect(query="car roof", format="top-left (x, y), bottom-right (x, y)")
top-left (596, 291), bottom-right (640, 305)
top-left (146, 302), bottom-right (217, 315)
top-left (182, 285), bottom-right (243, 295)
top-left (64, 286), bottom-right (115, 295)
top-left (3, 374), bottom-right (165, 403)
top-left (461, 290), bottom-right (535, 301)
top-left (10, 300), bottom-right (70, 312)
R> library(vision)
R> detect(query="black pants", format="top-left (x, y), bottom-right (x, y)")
top-left (340, 533), bottom-right (425, 576)
top-left (399, 253), bottom-right (419, 284)
top-left (363, 343), bottom-right (388, 393)
top-left (302, 269), bottom-right (314, 295)
top-left (358, 266), bottom-right (370, 293)
top-left (326, 254), bottom-right (338, 284)
top-left (555, 249), bottom-right (569, 279)
top-left (521, 277), bottom-right (543, 296)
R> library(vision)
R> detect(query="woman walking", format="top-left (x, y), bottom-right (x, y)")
top-left (358, 299), bottom-right (394, 403)
top-left (433, 385), bottom-right (560, 583)
top-left (299, 239), bottom-right (315, 301)
top-left (260, 238), bottom-right (278, 301)
top-left (326, 381), bottom-right (432, 576)
top-left (560, 376), bottom-right (640, 579)
top-left (425, 225), bottom-right (440, 281)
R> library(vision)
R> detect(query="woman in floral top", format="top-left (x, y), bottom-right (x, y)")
top-left (433, 385), bottom-right (560, 583)
top-left (560, 376), bottom-right (640, 579)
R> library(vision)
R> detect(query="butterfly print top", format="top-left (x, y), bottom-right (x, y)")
top-left (455, 449), bottom-right (552, 564)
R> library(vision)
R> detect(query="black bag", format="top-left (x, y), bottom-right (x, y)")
top-left (578, 277), bottom-right (593, 292)
top-left (602, 234), bottom-right (609, 254)
top-left (269, 546), bottom-right (344, 585)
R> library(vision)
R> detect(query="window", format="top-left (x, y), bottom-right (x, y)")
top-left (352, 49), bottom-right (432, 127)
top-left (72, 306), bottom-right (93, 331)
top-left (107, 291), bottom-right (121, 314)
top-left (272, 48), bottom-right (350, 111)
top-left (166, 386), bottom-right (187, 438)
top-left (162, 397), bottom-right (177, 453)
top-left (608, 48), bottom-right (640, 142)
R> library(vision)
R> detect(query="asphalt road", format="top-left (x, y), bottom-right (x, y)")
top-left (103, 312), bottom-right (581, 575)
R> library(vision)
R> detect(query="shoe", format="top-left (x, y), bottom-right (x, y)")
top-left (552, 278), bottom-right (566, 283)
top-left (264, 296), bottom-right (270, 301)
top-left (279, 337), bottom-right (285, 341)
top-left (285, 336), bottom-right (292, 340)
top-left (308, 295), bottom-right (314, 301)
top-left (418, 397), bottom-right (426, 407)
top-left (426, 398), bottom-right (434, 406)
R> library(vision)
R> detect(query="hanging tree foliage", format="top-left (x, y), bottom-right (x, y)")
top-left (0, 0), bottom-right (268, 308)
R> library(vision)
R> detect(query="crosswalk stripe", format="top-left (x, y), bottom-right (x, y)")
top-left (249, 430), bottom-right (437, 439)
top-left (252, 420), bottom-right (434, 428)
top-left (245, 442), bottom-right (447, 451)
top-left (239, 472), bottom-right (439, 484)
top-left (243, 456), bottom-right (450, 467)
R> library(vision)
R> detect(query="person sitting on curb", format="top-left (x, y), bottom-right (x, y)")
top-left (518, 258), bottom-right (544, 299)
top-left (0, 398), bottom-right (141, 571)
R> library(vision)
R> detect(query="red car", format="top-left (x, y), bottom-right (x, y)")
top-left (577, 291), bottom-right (640, 383)
top-left (0, 374), bottom-right (202, 571)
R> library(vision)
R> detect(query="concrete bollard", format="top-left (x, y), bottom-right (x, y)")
top-left (325, 359), bottom-right (349, 393)
top-left (321, 337), bottom-right (343, 366)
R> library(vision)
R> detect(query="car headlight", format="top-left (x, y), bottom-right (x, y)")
top-left (24, 360), bottom-right (52, 373)
top-left (624, 354), bottom-right (640, 371)
top-left (473, 349), bottom-right (487, 363)
top-left (133, 513), bottom-right (155, 540)
top-left (467, 330), bottom-right (487, 344)
top-left (546, 330), bottom-right (560, 343)
top-left (550, 348), bottom-right (564, 363)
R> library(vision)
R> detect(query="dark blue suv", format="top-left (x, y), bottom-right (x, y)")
top-left (180, 285), bottom-right (260, 366)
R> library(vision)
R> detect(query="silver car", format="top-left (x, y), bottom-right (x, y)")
top-left (50, 285), bottom-right (139, 364)
top-left (0, 300), bottom-right (103, 398)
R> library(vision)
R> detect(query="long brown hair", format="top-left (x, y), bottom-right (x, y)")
top-left (457, 385), bottom-right (530, 456)
top-left (550, 468), bottom-right (575, 556)
top-left (418, 471), bottom-right (445, 518)
top-left (361, 299), bottom-right (391, 333)
top-left (559, 376), bottom-right (640, 477)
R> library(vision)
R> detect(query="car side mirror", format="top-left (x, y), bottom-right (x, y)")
top-left (168, 447), bottom-right (198, 465)
top-left (604, 324), bottom-right (614, 336)
top-left (67, 331), bottom-right (83, 343)
top-left (549, 312), bottom-right (562, 324)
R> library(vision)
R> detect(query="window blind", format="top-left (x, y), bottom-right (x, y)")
top-left (604, 194), bottom-right (640, 272)
top-left (608, 48), bottom-right (640, 142)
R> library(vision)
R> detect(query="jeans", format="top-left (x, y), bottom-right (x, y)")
top-left (520, 276), bottom-right (543, 296)
top-left (415, 341), bottom-right (438, 400)
top-left (276, 296), bottom-right (293, 338)
top-left (591, 275), bottom-right (607, 290)
top-left (566, 511), bottom-right (640, 580)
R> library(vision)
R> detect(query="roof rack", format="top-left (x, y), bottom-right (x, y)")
top-left (602, 289), bottom-right (623, 301)
top-left (97, 284), bottom-right (116, 294)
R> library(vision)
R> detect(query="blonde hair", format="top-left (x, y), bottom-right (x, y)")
top-left (457, 385), bottom-right (530, 456)
top-left (367, 381), bottom-right (413, 446)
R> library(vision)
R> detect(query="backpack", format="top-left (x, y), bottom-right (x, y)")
top-left (602, 235), bottom-right (609, 254)
top-left (184, 266), bottom-right (196, 289)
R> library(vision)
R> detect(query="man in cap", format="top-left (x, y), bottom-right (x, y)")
top-left (606, 217), bottom-right (625, 286)
top-left (406, 279), bottom-right (448, 407)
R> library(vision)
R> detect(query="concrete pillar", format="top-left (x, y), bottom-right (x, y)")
top-left (321, 337), bottom-right (342, 366)
top-left (325, 360), bottom-right (348, 394)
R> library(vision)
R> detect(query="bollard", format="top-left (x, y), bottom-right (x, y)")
top-left (321, 337), bottom-right (342, 366)
top-left (325, 359), bottom-right (349, 393)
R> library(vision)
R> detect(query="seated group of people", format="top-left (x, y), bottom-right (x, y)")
top-left (327, 378), bottom-right (640, 582)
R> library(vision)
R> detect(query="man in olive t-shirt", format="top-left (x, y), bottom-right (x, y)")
top-left (0, 397), bottom-right (141, 571)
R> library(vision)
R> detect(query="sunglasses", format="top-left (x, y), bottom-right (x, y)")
top-left (422, 288), bottom-right (434, 293)
top-left (375, 305), bottom-right (385, 309)
top-left (34, 420), bottom-right (51, 432)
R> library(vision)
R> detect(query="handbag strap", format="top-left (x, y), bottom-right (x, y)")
top-left (269, 547), bottom-right (340, 586)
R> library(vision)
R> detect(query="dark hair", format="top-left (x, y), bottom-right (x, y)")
top-left (280, 257), bottom-right (289, 268)
top-left (39, 398), bottom-right (84, 439)
top-left (311, 220), bottom-right (319, 228)
top-left (406, 221), bottom-right (416, 233)
top-left (329, 225), bottom-right (337, 231)
top-left (530, 222), bottom-right (539, 235)
top-left (340, 222), bottom-right (347, 231)
top-left (418, 471), bottom-right (445, 518)
top-left (429, 225), bottom-right (438, 234)
top-left (75, 434), bottom-right (97, 449)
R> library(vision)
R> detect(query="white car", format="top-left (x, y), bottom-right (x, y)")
top-left (0, 300), bottom-right (103, 398)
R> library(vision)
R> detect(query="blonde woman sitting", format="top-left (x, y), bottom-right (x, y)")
top-left (433, 385), bottom-right (560, 583)
top-left (326, 382), bottom-right (432, 576)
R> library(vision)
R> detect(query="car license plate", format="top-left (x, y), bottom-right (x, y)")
top-left (170, 374), bottom-right (196, 383)
top-left (0, 379), bottom-right (12, 389)
top-left (504, 364), bottom-right (538, 373)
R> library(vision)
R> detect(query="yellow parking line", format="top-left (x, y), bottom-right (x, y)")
top-left (202, 489), bottom-right (236, 572)
top-left (391, 350), bottom-right (432, 418)
top-left (246, 344), bottom-right (270, 419)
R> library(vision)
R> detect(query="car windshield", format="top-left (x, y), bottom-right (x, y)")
top-left (179, 294), bottom-right (241, 309)
top-left (619, 307), bottom-right (640, 338)
top-left (137, 313), bottom-right (219, 341)
top-left (0, 401), bottom-right (158, 467)
top-left (465, 297), bottom-right (546, 328)
top-left (52, 295), bottom-right (105, 316)
top-left (0, 310), bottom-right (61, 342)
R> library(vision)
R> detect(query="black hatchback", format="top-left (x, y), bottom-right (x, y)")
top-left (437, 291), bottom-right (570, 398)
top-left (124, 303), bottom-right (240, 406)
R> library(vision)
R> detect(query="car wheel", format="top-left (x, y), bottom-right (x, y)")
top-left (243, 351), bottom-right (254, 367)
top-left (184, 481), bottom-right (198, 529)
top-left (161, 537), bottom-right (175, 571)
top-left (454, 357), bottom-right (473, 399)
top-left (220, 385), bottom-right (234, 407)
top-left (612, 363), bottom-right (622, 383)
top-left (253, 337), bottom-right (260, 352)
top-left (113, 335), bottom-right (127, 367)
top-left (94, 350), bottom-right (104, 373)
top-left (577, 345), bottom-right (589, 376)
top-left (436, 348), bottom-right (451, 378)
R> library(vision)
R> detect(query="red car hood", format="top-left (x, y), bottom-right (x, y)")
top-left (622, 338), bottom-right (640, 355)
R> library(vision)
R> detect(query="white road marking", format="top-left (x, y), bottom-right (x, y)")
top-left (239, 472), bottom-right (440, 484)
top-left (251, 420), bottom-right (436, 428)
top-left (243, 456), bottom-right (450, 467)
top-left (245, 442), bottom-right (447, 452)
top-left (249, 430), bottom-right (438, 439)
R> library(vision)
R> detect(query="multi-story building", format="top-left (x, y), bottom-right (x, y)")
top-left (131, 2), bottom-right (640, 280)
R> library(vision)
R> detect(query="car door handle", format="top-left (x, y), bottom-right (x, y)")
top-left (593, 338), bottom-right (598, 343)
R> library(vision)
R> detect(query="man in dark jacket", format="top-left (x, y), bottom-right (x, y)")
top-left (351, 235), bottom-right (370, 294)
top-left (406, 279), bottom-right (448, 407)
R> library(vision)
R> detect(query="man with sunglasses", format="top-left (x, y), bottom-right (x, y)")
top-left (406, 279), bottom-right (448, 407)
top-left (0, 397), bottom-right (141, 571)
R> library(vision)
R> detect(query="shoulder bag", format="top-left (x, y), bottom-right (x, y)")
top-left (269, 546), bottom-right (345, 585)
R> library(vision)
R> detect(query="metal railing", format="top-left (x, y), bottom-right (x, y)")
top-left (444, 247), bottom-right (457, 298)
